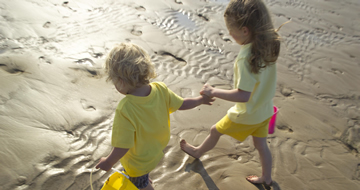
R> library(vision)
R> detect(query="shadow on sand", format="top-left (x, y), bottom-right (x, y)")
top-left (185, 159), bottom-right (220, 190)
top-left (185, 159), bottom-right (282, 190)
top-left (248, 181), bottom-right (282, 190)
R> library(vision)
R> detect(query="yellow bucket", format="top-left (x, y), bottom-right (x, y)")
top-left (101, 169), bottom-right (138, 190)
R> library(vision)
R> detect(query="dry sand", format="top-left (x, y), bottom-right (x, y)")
top-left (1, 0), bottom-right (360, 189)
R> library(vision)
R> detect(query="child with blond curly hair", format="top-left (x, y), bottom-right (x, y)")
top-left (96, 43), bottom-right (214, 190)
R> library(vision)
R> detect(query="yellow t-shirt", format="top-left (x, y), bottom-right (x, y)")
top-left (111, 82), bottom-right (184, 177)
top-left (227, 43), bottom-right (276, 125)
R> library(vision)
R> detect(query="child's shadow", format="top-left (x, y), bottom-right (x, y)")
top-left (249, 180), bottom-right (282, 190)
top-left (185, 159), bottom-right (282, 190)
top-left (185, 159), bottom-right (220, 190)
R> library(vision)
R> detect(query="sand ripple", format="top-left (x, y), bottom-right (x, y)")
top-left (0, 0), bottom-right (359, 190)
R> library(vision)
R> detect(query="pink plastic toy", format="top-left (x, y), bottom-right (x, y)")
top-left (268, 106), bottom-right (278, 134)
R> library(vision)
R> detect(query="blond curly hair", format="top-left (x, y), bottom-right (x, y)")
top-left (104, 43), bottom-right (157, 88)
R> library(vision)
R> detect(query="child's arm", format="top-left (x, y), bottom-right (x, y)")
top-left (96, 147), bottom-right (129, 171)
top-left (178, 95), bottom-right (215, 110)
top-left (200, 83), bottom-right (251, 102)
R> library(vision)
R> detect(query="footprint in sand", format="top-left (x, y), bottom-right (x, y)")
top-left (280, 86), bottom-right (293, 97)
top-left (135, 6), bottom-right (146, 11)
top-left (131, 29), bottom-right (142, 36)
top-left (219, 32), bottom-right (232, 43)
top-left (70, 66), bottom-right (98, 77)
top-left (197, 14), bottom-right (209, 22)
top-left (175, 0), bottom-right (183, 5)
top-left (80, 99), bottom-right (96, 111)
top-left (228, 154), bottom-right (240, 160)
top-left (17, 176), bottom-right (27, 186)
top-left (0, 63), bottom-right (25, 74)
top-left (277, 125), bottom-right (294, 133)
top-left (354, 164), bottom-right (360, 180)
top-left (39, 56), bottom-right (51, 64)
top-left (75, 58), bottom-right (95, 67)
top-left (43, 21), bottom-right (51, 28)
top-left (330, 68), bottom-right (344, 75)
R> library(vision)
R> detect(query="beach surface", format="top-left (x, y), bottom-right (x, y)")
top-left (0, 0), bottom-right (360, 189)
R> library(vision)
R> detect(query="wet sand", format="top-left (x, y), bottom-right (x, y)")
top-left (0, 0), bottom-right (359, 189)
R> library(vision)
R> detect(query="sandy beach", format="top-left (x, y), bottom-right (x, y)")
top-left (1, 0), bottom-right (360, 189)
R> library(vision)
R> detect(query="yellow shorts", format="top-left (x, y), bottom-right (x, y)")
top-left (216, 115), bottom-right (271, 142)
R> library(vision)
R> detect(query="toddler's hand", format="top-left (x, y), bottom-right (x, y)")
top-left (96, 157), bottom-right (112, 172)
top-left (200, 83), bottom-right (214, 97)
top-left (201, 94), bottom-right (215, 105)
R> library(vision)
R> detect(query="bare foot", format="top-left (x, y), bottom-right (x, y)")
top-left (246, 175), bottom-right (272, 186)
top-left (180, 139), bottom-right (201, 159)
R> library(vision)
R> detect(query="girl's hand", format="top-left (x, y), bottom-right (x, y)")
top-left (96, 157), bottom-right (112, 172)
top-left (201, 94), bottom-right (215, 105)
top-left (200, 83), bottom-right (214, 97)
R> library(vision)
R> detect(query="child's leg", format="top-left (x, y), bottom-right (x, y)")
top-left (180, 124), bottom-right (223, 159)
top-left (247, 136), bottom-right (272, 185)
top-left (129, 173), bottom-right (152, 190)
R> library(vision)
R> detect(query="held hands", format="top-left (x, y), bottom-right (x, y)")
top-left (200, 83), bottom-right (214, 98)
top-left (201, 94), bottom-right (215, 105)
top-left (200, 83), bottom-right (215, 105)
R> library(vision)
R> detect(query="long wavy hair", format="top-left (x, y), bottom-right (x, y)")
top-left (224, 0), bottom-right (284, 74)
